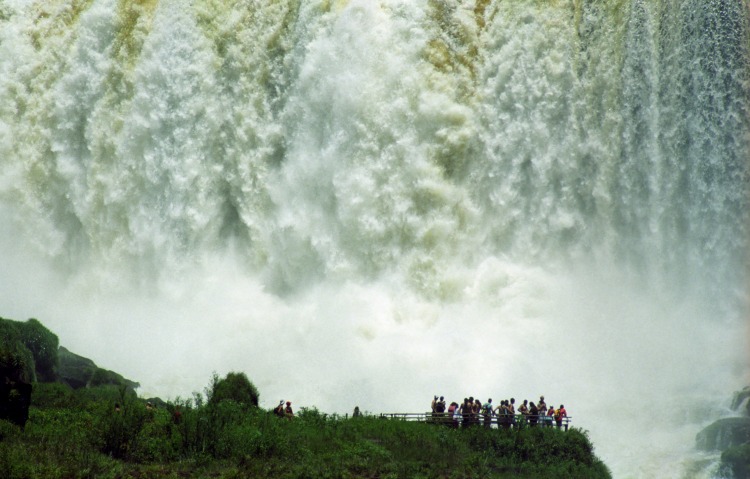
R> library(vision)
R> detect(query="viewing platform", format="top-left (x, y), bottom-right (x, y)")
top-left (378, 412), bottom-right (572, 430)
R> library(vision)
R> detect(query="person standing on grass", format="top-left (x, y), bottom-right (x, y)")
top-left (274, 400), bottom-right (285, 418)
top-left (285, 401), bottom-right (294, 420)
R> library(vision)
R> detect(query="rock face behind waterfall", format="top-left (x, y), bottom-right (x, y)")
top-left (58, 346), bottom-right (139, 391)
top-left (696, 387), bottom-right (750, 477)
top-left (696, 417), bottom-right (750, 451)
top-left (731, 387), bottom-right (750, 417)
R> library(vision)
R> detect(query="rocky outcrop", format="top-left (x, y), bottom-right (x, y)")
top-left (0, 315), bottom-right (140, 434)
top-left (58, 346), bottom-right (139, 390)
top-left (696, 417), bottom-right (750, 451)
top-left (695, 386), bottom-right (750, 478)
top-left (731, 386), bottom-right (750, 417)
top-left (57, 346), bottom-right (98, 389)
top-left (720, 444), bottom-right (750, 479)
top-left (1, 316), bottom-right (139, 394)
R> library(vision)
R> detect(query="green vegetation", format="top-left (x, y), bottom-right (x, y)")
top-left (0, 380), bottom-right (611, 479)
top-left (0, 317), bottom-right (138, 392)
top-left (0, 317), bottom-right (60, 383)
top-left (207, 371), bottom-right (259, 409)
top-left (0, 316), bottom-right (610, 478)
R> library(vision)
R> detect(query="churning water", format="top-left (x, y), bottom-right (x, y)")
top-left (1, 1), bottom-right (749, 477)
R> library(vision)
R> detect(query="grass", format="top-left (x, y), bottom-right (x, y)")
top-left (0, 382), bottom-right (611, 479)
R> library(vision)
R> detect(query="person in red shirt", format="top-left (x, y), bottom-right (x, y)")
top-left (546, 405), bottom-right (555, 427)
top-left (555, 404), bottom-right (567, 428)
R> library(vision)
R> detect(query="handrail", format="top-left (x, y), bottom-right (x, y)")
top-left (378, 412), bottom-right (572, 430)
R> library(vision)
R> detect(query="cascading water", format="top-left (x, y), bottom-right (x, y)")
top-left (1, 0), bottom-right (748, 477)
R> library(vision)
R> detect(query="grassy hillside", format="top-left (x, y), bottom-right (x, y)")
top-left (0, 380), bottom-right (610, 479)
top-left (0, 316), bottom-right (610, 478)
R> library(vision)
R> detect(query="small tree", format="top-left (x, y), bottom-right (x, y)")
top-left (207, 372), bottom-right (259, 408)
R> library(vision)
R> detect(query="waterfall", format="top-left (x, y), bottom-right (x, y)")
top-left (1, 1), bottom-right (748, 477)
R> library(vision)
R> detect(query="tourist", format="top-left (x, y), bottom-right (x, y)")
top-left (537, 395), bottom-right (547, 418)
top-left (447, 401), bottom-right (459, 428)
top-left (482, 398), bottom-right (493, 427)
top-left (473, 399), bottom-right (482, 426)
top-left (494, 400), bottom-right (510, 429)
top-left (555, 404), bottom-right (567, 429)
top-left (284, 401), bottom-right (294, 419)
top-left (461, 398), bottom-right (472, 427)
top-left (274, 400), bottom-right (285, 418)
top-left (546, 405), bottom-right (555, 427)
top-left (435, 396), bottom-right (446, 423)
top-left (172, 405), bottom-right (182, 424)
top-left (529, 401), bottom-right (539, 427)
top-left (448, 401), bottom-right (460, 428)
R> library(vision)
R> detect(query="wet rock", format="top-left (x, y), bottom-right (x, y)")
top-left (58, 347), bottom-right (139, 390)
top-left (696, 417), bottom-right (750, 452)
top-left (720, 443), bottom-right (750, 479)
top-left (730, 386), bottom-right (750, 416)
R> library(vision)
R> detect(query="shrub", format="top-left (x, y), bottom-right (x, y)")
top-left (129, 408), bottom-right (181, 463)
top-left (31, 382), bottom-right (77, 409)
top-left (207, 372), bottom-right (259, 408)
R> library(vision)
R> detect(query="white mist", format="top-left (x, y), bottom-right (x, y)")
top-left (1, 1), bottom-right (748, 478)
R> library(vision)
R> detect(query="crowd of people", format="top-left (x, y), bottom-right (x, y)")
top-left (430, 395), bottom-right (568, 429)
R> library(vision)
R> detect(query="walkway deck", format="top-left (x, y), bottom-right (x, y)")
top-left (378, 412), bottom-right (572, 430)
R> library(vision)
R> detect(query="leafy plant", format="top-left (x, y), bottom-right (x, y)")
top-left (206, 371), bottom-right (260, 408)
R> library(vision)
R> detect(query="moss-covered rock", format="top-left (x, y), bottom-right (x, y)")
top-left (731, 386), bottom-right (750, 417)
top-left (720, 443), bottom-right (750, 478)
top-left (58, 346), bottom-right (139, 390)
top-left (57, 346), bottom-right (97, 389)
top-left (17, 319), bottom-right (58, 382)
top-left (695, 417), bottom-right (750, 452)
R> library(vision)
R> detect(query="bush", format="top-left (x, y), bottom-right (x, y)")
top-left (129, 408), bottom-right (181, 463)
top-left (31, 382), bottom-right (77, 409)
top-left (206, 372), bottom-right (259, 408)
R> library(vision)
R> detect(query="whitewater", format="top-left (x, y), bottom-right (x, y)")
top-left (1, 0), bottom-right (748, 477)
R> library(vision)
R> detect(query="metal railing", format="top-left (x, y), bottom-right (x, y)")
top-left (378, 412), bottom-right (572, 430)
